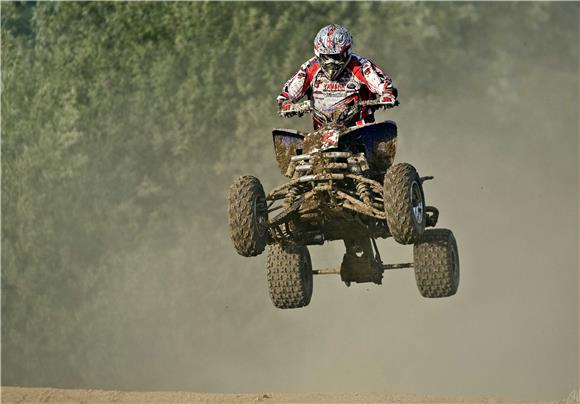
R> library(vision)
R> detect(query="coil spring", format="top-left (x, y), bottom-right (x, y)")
top-left (275, 222), bottom-right (292, 241)
top-left (284, 186), bottom-right (300, 208)
top-left (355, 181), bottom-right (372, 205)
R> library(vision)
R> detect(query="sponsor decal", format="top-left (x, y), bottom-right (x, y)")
top-left (324, 82), bottom-right (345, 91)
top-left (322, 129), bottom-right (339, 146)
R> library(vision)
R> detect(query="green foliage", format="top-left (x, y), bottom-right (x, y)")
top-left (1, 1), bottom-right (577, 389)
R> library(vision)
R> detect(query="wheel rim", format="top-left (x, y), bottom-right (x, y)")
top-left (450, 244), bottom-right (459, 283)
top-left (303, 249), bottom-right (313, 297)
top-left (252, 194), bottom-right (267, 237)
top-left (410, 181), bottom-right (424, 225)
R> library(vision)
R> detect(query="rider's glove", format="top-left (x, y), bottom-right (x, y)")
top-left (378, 94), bottom-right (397, 108)
top-left (278, 100), bottom-right (297, 117)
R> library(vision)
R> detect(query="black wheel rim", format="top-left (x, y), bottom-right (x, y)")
top-left (252, 194), bottom-right (267, 237)
top-left (303, 251), bottom-right (313, 297)
top-left (449, 243), bottom-right (459, 284)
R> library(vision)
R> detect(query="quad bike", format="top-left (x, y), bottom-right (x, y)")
top-left (228, 99), bottom-right (459, 309)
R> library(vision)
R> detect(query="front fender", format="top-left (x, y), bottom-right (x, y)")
top-left (340, 120), bottom-right (398, 172)
top-left (272, 129), bottom-right (305, 175)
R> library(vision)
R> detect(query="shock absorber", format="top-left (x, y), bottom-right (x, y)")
top-left (284, 186), bottom-right (300, 208)
top-left (355, 181), bottom-right (372, 205)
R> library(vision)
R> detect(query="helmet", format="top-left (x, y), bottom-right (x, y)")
top-left (313, 24), bottom-right (353, 80)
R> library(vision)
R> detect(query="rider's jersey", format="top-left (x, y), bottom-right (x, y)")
top-left (277, 54), bottom-right (396, 128)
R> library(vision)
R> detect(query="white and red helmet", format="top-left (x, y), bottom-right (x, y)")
top-left (313, 24), bottom-right (353, 80)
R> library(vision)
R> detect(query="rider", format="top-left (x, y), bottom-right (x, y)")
top-left (277, 24), bottom-right (397, 129)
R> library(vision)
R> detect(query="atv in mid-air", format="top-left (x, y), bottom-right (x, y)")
top-left (228, 99), bottom-right (459, 309)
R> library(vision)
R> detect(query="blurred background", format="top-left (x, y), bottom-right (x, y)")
top-left (1, 2), bottom-right (578, 401)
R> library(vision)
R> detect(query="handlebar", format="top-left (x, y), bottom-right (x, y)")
top-left (280, 99), bottom-right (399, 118)
top-left (360, 99), bottom-right (400, 108)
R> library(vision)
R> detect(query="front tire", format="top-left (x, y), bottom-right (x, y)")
top-left (383, 163), bottom-right (426, 244)
top-left (228, 176), bottom-right (268, 257)
top-left (413, 229), bottom-right (460, 298)
top-left (266, 244), bottom-right (313, 309)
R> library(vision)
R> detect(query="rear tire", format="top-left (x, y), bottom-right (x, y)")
top-left (413, 229), bottom-right (459, 298)
top-left (266, 244), bottom-right (313, 309)
top-left (228, 176), bottom-right (268, 257)
top-left (383, 163), bottom-right (426, 244)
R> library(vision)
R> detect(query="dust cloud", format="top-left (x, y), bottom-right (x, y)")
top-left (106, 29), bottom-right (577, 404)
top-left (214, 83), bottom-right (577, 402)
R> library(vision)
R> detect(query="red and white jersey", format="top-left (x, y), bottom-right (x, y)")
top-left (277, 54), bottom-right (396, 127)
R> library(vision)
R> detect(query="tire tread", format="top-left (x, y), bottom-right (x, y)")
top-left (228, 176), bottom-right (267, 257)
top-left (414, 229), bottom-right (459, 298)
top-left (383, 163), bottom-right (425, 244)
top-left (266, 244), bottom-right (312, 309)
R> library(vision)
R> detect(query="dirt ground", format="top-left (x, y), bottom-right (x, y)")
top-left (1, 387), bottom-right (547, 403)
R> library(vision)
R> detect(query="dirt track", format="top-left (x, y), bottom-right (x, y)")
top-left (1, 387), bottom-right (545, 403)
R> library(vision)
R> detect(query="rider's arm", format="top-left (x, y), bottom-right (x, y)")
top-left (277, 57), bottom-right (320, 111)
top-left (357, 57), bottom-right (397, 106)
